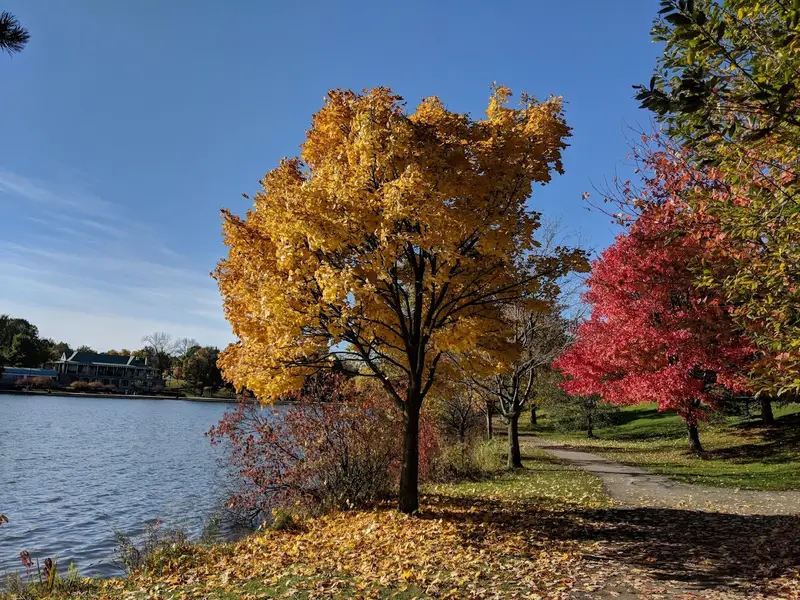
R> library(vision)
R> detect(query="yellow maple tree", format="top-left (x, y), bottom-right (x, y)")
top-left (216, 86), bottom-right (586, 512)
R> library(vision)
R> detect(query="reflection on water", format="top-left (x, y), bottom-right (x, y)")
top-left (0, 394), bottom-right (234, 577)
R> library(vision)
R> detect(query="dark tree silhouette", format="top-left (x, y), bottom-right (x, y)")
top-left (0, 11), bottom-right (29, 56)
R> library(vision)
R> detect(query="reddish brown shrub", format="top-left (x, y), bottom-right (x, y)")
top-left (208, 374), bottom-right (440, 520)
top-left (15, 376), bottom-right (54, 390)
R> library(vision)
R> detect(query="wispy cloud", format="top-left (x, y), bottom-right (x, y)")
top-left (0, 169), bottom-right (116, 216)
top-left (0, 169), bottom-right (232, 350)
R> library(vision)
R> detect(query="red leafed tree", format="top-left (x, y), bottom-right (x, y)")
top-left (555, 168), bottom-right (753, 452)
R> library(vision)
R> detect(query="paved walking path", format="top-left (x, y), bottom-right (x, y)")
top-left (534, 440), bottom-right (800, 515)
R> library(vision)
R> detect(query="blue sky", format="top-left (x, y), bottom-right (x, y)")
top-left (0, 0), bottom-right (661, 351)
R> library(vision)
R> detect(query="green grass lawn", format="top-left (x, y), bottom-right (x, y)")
top-left (163, 378), bottom-right (236, 399)
top-left (527, 403), bottom-right (800, 490)
top-left (426, 444), bottom-right (610, 508)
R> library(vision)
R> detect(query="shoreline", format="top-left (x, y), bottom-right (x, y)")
top-left (0, 389), bottom-right (260, 403)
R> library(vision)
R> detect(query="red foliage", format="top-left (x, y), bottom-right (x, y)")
top-left (208, 373), bottom-right (439, 518)
top-left (555, 149), bottom-right (753, 425)
top-left (19, 550), bottom-right (33, 574)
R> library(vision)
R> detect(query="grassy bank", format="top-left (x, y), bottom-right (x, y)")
top-left (4, 443), bottom-right (799, 599)
top-left (528, 403), bottom-right (800, 490)
top-left (2, 447), bottom-right (610, 600)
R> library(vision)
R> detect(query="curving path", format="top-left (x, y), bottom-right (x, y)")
top-left (534, 440), bottom-right (800, 515)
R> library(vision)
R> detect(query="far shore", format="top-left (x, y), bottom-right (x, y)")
top-left (0, 388), bottom-right (265, 403)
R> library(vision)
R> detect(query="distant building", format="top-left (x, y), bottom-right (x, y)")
top-left (1, 367), bottom-right (58, 382)
top-left (47, 351), bottom-right (162, 391)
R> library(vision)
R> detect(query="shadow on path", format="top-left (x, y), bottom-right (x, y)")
top-left (422, 492), bottom-right (800, 597)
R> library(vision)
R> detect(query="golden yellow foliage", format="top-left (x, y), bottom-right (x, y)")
top-left (217, 86), bottom-right (582, 403)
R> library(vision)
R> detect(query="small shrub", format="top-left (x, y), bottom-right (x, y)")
top-left (430, 442), bottom-right (475, 480)
top-left (3, 560), bottom-right (86, 600)
top-left (430, 438), bottom-right (505, 481)
top-left (15, 376), bottom-right (53, 390)
top-left (431, 386), bottom-right (483, 444)
top-left (267, 508), bottom-right (298, 532)
top-left (68, 381), bottom-right (101, 393)
top-left (199, 515), bottom-right (221, 545)
top-left (471, 438), bottom-right (506, 472)
top-left (114, 520), bottom-right (192, 575)
top-left (209, 374), bottom-right (420, 521)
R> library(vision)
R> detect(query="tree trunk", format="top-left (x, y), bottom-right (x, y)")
top-left (530, 405), bottom-right (537, 425)
top-left (687, 422), bottom-right (703, 453)
top-left (586, 412), bottom-right (595, 439)
top-left (761, 396), bottom-right (775, 426)
top-left (507, 413), bottom-right (522, 469)
top-left (398, 403), bottom-right (421, 514)
top-left (485, 403), bottom-right (494, 440)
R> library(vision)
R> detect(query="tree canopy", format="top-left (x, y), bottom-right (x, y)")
top-left (555, 197), bottom-right (753, 451)
top-left (0, 315), bottom-right (52, 368)
top-left (182, 346), bottom-right (223, 394)
top-left (636, 0), bottom-right (800, 395)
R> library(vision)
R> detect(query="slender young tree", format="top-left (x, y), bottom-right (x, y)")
top-left (468, 305), bottom-right (572, 468)
top-left (463, 220), bottom-right (580, 468)
top-left (216, 86), bottom-right (587, 513)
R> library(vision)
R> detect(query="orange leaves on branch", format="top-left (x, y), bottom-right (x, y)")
top-left (216, 85), bottom-right (585, 513)
top-left (216, 86), bottom-right (582, 404)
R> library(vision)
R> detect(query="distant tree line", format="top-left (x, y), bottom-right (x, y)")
top-left (0, 315), bottom-right (72, 371)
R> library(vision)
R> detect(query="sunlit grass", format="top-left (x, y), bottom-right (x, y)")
top-left (425, 445), bottom-right (610, 508)
top-left (530, 403), bottom-right (800, 490)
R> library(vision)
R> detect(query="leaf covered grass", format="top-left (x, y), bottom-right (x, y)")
top-left (529, 403), bottom-right (800, 490)
top-left (3, 449), bottom-right (608, 600)
top-left (4, 443), bottom-right (799, 599)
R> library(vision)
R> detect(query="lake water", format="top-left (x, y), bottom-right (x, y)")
top-left (0, 394), bottom-right (236, 578)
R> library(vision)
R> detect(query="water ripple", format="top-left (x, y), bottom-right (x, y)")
top-left (0, 395), bottom-right (234, 577)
